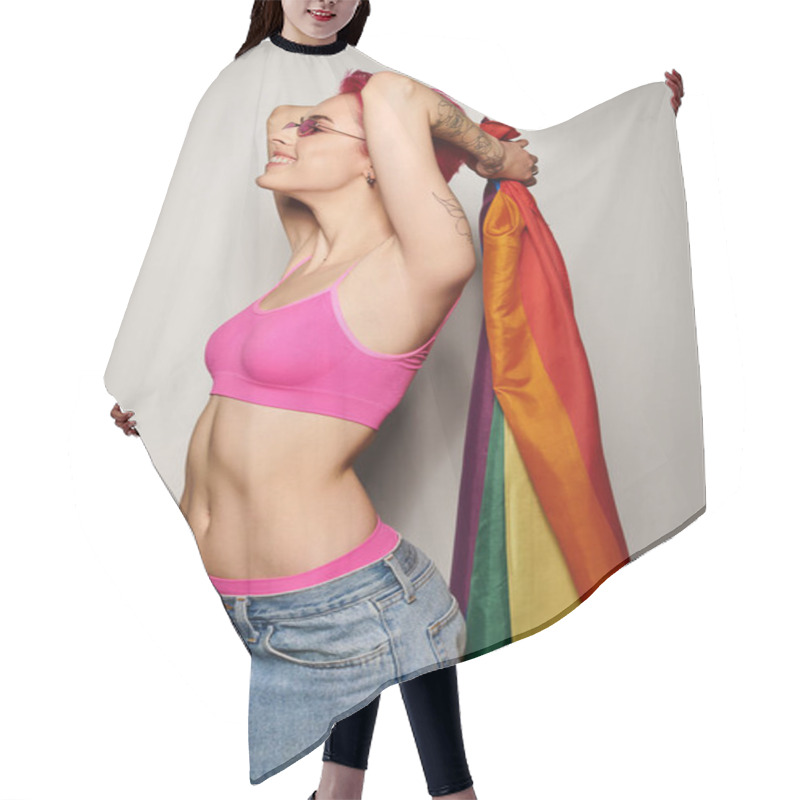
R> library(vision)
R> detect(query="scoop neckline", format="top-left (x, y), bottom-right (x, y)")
top-left (268, 32), bottom-right (349, 55)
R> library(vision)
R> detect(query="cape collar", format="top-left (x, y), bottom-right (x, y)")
top-left (269, 32), bottom-right (348, 55)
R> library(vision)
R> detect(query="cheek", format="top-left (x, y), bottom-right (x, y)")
top-left (294, 139), bottom-right (366, 183)
top-left (283, 1), bottom-right (308, 29)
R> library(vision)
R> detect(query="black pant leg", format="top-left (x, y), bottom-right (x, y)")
top-left (323, 666), bottom-right (473, 796)
top-left (400, 665), bottom-right (474, 797)
top-left (322, 694), bottom-right (381, 770)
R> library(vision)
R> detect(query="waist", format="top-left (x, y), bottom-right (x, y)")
top-left (187, 394), bottom-right (377, 481)
top-left (208, 515), bottom-right (400, 596)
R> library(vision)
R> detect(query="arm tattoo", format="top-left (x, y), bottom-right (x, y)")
top-left (433, 190), bottom-right (474, 246)
top-left (432, 98), bottom-right (505, 176)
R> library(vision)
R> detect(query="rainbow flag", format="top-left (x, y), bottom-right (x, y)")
top-left (450, 120), bottom-right (631, 658)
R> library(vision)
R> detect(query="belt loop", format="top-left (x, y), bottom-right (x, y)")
top-left (233, 597), bottom-right (259, 643)
top-left (384, 553), bottom-right (416, 603)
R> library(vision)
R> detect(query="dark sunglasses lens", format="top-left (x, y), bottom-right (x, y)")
top-left (280, 120), bottom-right (321, 136)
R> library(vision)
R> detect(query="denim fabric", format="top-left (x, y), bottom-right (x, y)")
top-left (218, 536), bottom-right (467, 785)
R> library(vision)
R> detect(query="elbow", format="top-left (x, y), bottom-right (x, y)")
top-left (362, 71), bottom-right (413, 99)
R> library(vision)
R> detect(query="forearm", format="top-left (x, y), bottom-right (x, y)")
top-left (397, 75), bottom-right (505, 176)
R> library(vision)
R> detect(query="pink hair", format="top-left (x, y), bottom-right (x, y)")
top-left (338, 69), bottom-right (467, 183)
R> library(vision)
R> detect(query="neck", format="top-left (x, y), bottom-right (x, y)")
top-left (297, 189), bottom-right (394, 269)
top-left (280, 19), bottom-right (337, 47)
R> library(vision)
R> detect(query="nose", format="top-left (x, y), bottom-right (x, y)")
top-left (268, 135), bottom-right (291, 162)
top-left (269, 125), bottom-right (297, 147)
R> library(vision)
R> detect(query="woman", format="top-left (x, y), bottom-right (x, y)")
top-left (186, 64), bottom-right (535, 789)
top-left (109, 1), bottom-right (695, 795)
top-left (191, 69), bottom-right (534, 788)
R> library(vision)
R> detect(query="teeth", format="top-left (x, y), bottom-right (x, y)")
top-left (270, 156), bottom-right (295, 164)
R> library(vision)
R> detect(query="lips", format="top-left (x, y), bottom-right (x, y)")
top-left (308, 9), bottom-right (335, 21)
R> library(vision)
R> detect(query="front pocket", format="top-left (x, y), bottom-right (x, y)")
top-left (427, 596), bottom-right (467, 666)
top-left (260, 602), bottom-right (390, 669)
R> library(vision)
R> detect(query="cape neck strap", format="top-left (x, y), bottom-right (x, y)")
top-left (269, 32), bottom-right (348, 55)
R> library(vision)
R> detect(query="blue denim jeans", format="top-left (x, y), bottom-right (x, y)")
top-left (218, 535), bottom-right (467, 784)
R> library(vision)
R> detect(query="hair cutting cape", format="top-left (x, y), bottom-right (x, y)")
top-left (104, 33), bottom-right (704, 781)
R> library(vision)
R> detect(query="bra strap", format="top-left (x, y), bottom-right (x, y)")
top-left (280, 254), bottom-right (313, 284)
top-left (331, 258), bottom-right (360, 288)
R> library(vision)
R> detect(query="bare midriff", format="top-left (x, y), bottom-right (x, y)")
top-left (179, 393), bottom-right (380, 580)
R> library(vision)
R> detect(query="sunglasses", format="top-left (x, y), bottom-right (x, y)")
top-left (282, 118), bottom-right (366, 141)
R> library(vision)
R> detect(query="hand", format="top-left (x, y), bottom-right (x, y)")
top-left (473, 139), bottom-right (539, 187)
top-left (665, 69), bottom-right (684, 116)
top-left (111, 402), bottom-right (139, 437)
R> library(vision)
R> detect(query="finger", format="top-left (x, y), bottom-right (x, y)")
top-left (666, 80), bottom-right (681, 103)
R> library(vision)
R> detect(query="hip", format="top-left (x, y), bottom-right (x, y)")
top-left (217, 536), bottom-right (467, 672)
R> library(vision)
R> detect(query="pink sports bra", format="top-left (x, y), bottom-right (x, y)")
top-left (204, 255), bottom-right (461, 431)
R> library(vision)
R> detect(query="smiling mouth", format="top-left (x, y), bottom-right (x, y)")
top-left (308, 9), bottom-right (336, 21)
top-left (266, 155), bottom-right (297, 169)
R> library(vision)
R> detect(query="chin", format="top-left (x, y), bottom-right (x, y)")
top-left (255, 172), bottom-right (272, 190)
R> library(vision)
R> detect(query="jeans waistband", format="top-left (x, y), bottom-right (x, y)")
top-left (217, 536), bottom-right (426, 619)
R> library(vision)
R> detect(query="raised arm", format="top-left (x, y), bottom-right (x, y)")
top-left (360, 72), bottom-right (536, 288)
top-left (359, 73), bottom-right (478, 288)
